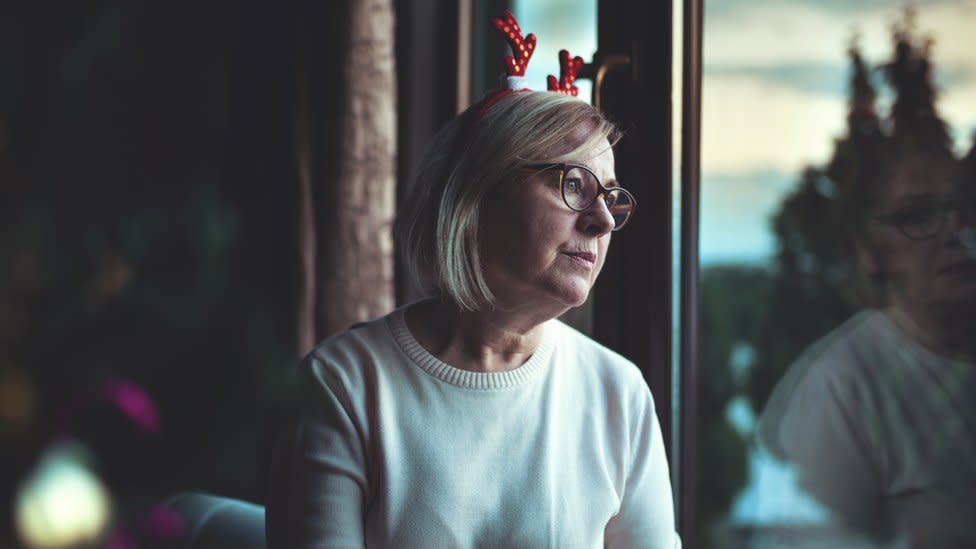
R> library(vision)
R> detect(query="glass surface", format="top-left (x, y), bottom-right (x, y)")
top-left (698, 1), bottom-right (976, 547)
top-left (510, 0), bottom-right (597, 104)
top-left (874, 193), bottom-right (976, 239)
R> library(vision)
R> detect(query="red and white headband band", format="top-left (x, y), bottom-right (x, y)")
top-left (467, 11), bottom-right (586, 126)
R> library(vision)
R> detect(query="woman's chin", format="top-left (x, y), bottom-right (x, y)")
top-left (491, 276), bottom-right (593, 315)
top-left (554, 282), bottom-right (592, 309)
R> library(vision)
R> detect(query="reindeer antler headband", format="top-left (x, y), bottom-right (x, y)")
top-left (467, 11), bottom-right (586, 125)
top-left (492, 11), bottom-right (536, 89)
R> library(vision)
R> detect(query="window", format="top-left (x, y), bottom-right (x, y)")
top-left (697, 1), bottom-right (976, 546)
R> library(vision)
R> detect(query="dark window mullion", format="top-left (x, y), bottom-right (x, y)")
top-left (679, 0), bottom-right (703, 544)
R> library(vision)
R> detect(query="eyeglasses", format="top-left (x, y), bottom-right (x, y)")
top-left (524, 163), bottom-right (637, 230)
top-left (873, 195), bottom-right (976, 239)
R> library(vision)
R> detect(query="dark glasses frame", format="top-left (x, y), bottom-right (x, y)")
top-left (524, 163), bottom-right (637, 230)
top-left (873, 194), bottom-right (976, 240)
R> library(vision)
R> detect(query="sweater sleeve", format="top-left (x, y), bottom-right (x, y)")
top-left (266, 354), bottom-right (368, 549)
top-left (604, 383), bottom-right (682, 549)
top-left (771, 366), bottom-right (882, 533)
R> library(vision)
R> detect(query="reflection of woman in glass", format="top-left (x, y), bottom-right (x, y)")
top-left (758, 143), bottom-right (976, 546)
top-left (266, 74), bottom-right (680, 547)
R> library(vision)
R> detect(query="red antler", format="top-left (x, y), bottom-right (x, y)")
top-left (491, 11), bottom-right (536, 77)
top-left (547, 50), bottom-right (584, 96)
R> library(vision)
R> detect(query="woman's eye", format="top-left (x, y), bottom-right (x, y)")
top-left (896, 205), bottom-right (939, 227)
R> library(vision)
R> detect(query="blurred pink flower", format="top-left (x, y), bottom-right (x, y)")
top-left (141, 504), bottom-right (186, 540)
top-left (103, 378), bottom-right (160, 434)
top-left (105, 530), bottom-right (136, 549)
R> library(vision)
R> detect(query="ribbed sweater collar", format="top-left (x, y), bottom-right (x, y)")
top-left (387, 304), bottom-right (555, 390)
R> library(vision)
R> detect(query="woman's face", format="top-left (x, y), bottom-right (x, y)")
top-left (863, 156), bottom-right (976, 314)
top-left (479, 136), bottom-right (617, 315)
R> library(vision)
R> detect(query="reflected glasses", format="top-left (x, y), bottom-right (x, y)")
top-left (873, 195), bottom-right (976, 239)
top-left (525, 163), bottom-right (637, 230)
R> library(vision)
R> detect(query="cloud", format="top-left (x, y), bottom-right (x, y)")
top-left (699, 0), bottom-right (976, 264)
top-left (705, 62), bottom-right (850, 98)
top-left (702, 74), bottom-right (846, 173)
top-left (935, 64), bottom-right (976, 89)
top-left (702, 0), bottom-right (976, 165)
top-left (706, 0), bottom-right (968, 19)
top-left (702, 57), bottom-right (975, 102)
top-left (704, 0), bottom-right (976, 66)
top-left (937, 78), bottom-right (976, 152)
top-left (704, 5), bottom-right (880, 66)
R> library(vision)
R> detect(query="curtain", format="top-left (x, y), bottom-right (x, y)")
top-left (294, 0), bottom-right (397, 354)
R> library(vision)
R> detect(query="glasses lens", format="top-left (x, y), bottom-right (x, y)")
top-left (606, 189), bottom-right (634, 230)
top-left (562, 166), bottom-right (599, 210)
top-left (896, 204), bottom-right (942, 238)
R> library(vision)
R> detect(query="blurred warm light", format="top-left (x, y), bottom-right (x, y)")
top-left (15, 443), bottom-right (113, 548)
top-left (92, 250), bottom-right (133, 299)
top-left (0, 363), bottom-right (35, 433)
top-left (10, 252), bottom-right (43, 294)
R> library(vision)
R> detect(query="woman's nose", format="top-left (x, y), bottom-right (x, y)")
top-left (578, 195), bottom-right (615, 236)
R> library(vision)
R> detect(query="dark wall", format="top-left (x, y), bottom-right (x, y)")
top-left (0, 4), bottom-right (317, 543)
top-left (2, 1), bottom-right (506, 545)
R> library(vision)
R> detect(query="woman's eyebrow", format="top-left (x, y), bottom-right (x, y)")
top-left (569, 162), bottom-right (618, 187)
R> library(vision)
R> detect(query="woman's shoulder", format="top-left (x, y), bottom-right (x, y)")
top-left (756, 310), bottom-right (892, 453)
top-left (548, 319), bottom-right (651, 397)
top-left (298, 307), bottom-right (405, 392)
top-left (785, 309), bottom-right (900, 385)
top-left (307, 310), bottom-right (398, 360)
top-left (549, 319), bottom-right (637, 364)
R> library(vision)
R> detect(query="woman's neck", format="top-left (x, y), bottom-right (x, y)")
top-left (406, 298), bottom-right (550, 373)
top-left (885, 302), bottom-right (976, 363)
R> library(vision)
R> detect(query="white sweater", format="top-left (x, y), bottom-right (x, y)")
top-left (267, 303), bottom-right (680, 548)
top-left (756, 310), bottom-right (976, 546)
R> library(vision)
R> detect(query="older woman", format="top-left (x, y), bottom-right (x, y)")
top-left (755, 142), bottom-right (976, 546)
top-left (266, 73), bottom-right (679, 549)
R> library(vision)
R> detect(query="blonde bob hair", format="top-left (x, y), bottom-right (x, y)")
top-left (396, 91), bottom-right (620, 311)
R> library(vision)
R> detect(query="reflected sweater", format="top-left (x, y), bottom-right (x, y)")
top-left (758, 310), bottom-right (976, 546)
top-left (267, 303), bottom-right (680, 548)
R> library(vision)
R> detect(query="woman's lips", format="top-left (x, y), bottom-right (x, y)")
top-left (564, 251), bottom-right (596, 268)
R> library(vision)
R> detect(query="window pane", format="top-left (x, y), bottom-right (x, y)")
top-left (698, 1), bottom-right (976, 546)
top-left (512, 0), bottom-right (596, 104)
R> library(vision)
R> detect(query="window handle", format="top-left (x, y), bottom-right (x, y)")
top-left (580, 46), bottom-right (636, 110)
